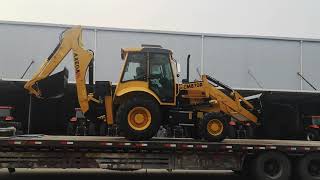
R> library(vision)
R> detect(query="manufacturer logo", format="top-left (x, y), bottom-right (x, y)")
top-left (180, 82), bottom-right (203, 90)
top-left (74, 53), bottom-right (80, 74)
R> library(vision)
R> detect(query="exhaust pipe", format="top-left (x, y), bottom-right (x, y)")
top-left (186, 54), bottom-right (190, 83)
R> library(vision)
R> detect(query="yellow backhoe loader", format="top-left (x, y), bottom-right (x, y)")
top-left (24, 26), bottom-right (259, 141)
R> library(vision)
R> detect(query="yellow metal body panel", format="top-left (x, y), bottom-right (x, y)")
top-left (179, 75), bottom-right (258, 124)
top-left (105, 96), bottom-right (114, 125)
top-left (114, 81), bottom-right (176, 106)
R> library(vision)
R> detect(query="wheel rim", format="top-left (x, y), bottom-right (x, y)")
top-left (128, 107), bottom-right (151, 131)
top-left (207, 119), bottom-right (224, 136)
top-left (308, 159), bottom-right (320, 177)
top-left (263, 159), bottom-right (282, 178)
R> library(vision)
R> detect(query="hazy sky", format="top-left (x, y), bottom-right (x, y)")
top-left (0, 0), bottom-right (320, 39)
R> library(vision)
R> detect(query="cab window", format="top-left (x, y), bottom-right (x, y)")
top-left (121, 52), bottom-right (147, 82)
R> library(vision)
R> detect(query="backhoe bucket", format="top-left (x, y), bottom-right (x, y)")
top-left (37, 68), bottom-right (69, 99)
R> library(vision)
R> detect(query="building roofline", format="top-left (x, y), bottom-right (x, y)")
top-left (1, 20), bottom-right (320, 42)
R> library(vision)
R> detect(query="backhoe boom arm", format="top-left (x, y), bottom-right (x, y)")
top-left (24, 26), bottom-right (94, 113)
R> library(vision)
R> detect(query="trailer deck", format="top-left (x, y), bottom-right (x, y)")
top-left (1, 135), bottom-right (319, 152)
top-left (0, 135), bottom-right (319, 180)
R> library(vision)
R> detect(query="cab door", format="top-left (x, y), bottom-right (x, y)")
top-left (148, 53), bottom-right (175, 103)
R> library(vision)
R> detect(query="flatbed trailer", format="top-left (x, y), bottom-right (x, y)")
top-left (0, 135), bottom-right (319, 180)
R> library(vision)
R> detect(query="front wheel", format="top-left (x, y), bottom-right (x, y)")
top-left (116, 96), bottom-right (161, 141)
top-left (201, 112), bottom-right (228, 142)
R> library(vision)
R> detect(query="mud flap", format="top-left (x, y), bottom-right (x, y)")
top-left (37, 68), bottom-right (69, 99)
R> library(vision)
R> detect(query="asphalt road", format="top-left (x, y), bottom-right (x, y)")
top-left (0, 169), bottom-right (247, 180)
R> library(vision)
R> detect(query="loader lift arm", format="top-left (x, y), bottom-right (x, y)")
top-left (24, 26), bottom-right (95, 114)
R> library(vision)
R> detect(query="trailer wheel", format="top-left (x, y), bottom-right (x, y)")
top-left (202, 112), bottom-right (227, 142)
top-left (251, 152), bottom-right (291, 180)
top-left (305, 129), bottom-right (319, 141)
top-left (296, 153), bottom-right (320, 180)
top-left (116, 96), bottom-right (161, 140)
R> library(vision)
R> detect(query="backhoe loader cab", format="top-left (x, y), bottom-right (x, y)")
top-left (116, 45), bottom-right (177, 105)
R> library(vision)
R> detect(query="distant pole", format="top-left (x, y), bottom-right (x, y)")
top-left (27, 95), bottom-right (32, 134)
top-left (21, 60), bottom-right (34, 79)
top-left (297, 72), bottom-right (317, 90)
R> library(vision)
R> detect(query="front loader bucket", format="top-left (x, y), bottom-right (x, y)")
top-left (37, 68), bottom-right (69, 99)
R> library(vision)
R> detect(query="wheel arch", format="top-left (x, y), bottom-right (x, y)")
top-left (114, 90), bottom-right (161, 105)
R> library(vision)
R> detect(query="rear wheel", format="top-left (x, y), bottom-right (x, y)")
top-left (251, 152), bottom-right (291, 180)
top-left (296, 153), bottom-right (320, 180)
top-left (201, 112), bottom-right (227, 142)
top-left (116, 96), bottom-right (161, 140)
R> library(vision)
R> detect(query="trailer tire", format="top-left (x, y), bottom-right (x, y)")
top-left (116, 96), bottom-right (161, 140)
top-left (296, 153), bottom-right (320, 180)
top-left (251, 152), bottom-right (291, 180)
top-left (202, 112), bottom-right (227, 142)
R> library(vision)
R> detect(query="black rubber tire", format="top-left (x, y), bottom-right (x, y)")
top-left (251, 152), bottom-right (291, 180)
top-left (305, 129), bottom-right (320, 141)
top-left (201, 112), bottom-right (227, 142)
top-left (296, 153), bottom-right (320, 180)
top-left (116, 96), bottom-right (161, 141)
top-left (228, 125), bottom-right (237, 139)
top-left (66, 122), bottom-right (75, 135)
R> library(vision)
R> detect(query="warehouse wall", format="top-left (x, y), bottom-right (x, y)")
top-left (203, 37), bottom-right (301, 90)
top-left (1, 21), bottom-right (320, 92)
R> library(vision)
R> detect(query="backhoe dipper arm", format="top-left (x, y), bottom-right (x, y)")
top-left (24, 26), bottom-right (94, 113)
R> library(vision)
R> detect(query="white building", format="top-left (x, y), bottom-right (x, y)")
top-left (1, 20), bottom-right (320, 92)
